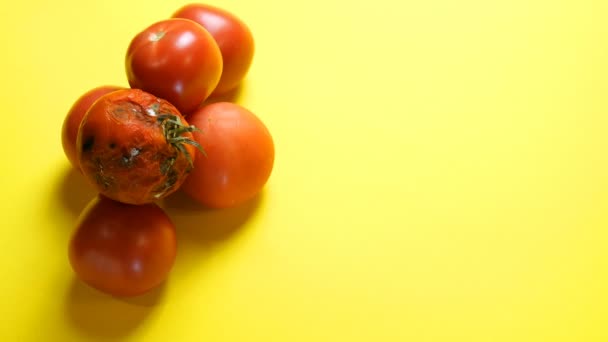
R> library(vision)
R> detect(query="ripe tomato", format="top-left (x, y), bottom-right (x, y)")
top-left (69, 195), bottom-right (177, 297)
top-left (181, 102), bottom-right (274, 208)
top-left (126, 18), bottom-right (223, 115)
top-left (62, 86), bottom-right (123, 170)
top-left (77, 89), bottom-right (200, 204)
top-left (173, 4), bottom-right (254, 96)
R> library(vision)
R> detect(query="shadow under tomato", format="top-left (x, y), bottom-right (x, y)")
top-left (58, 165), bottom-right (97, 217)
top-left (64, 277), bottom-right (165, 339)
top-left (161, 189), bottom-right (262, 244)
top-left (193, 82), bottom-right (245, 113)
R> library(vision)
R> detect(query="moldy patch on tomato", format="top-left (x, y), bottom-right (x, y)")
top-left (121, 147), bottom-right (142, 168)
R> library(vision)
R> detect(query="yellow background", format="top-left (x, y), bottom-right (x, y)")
top-left (1, 0), bottom-right (608, 340)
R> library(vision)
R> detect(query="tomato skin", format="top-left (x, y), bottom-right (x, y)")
top-left (77, 89), bottom-right (196, 205)
top-left (173, 4), bottom-right (254, 96)
top-left (62, 86), bottom-right (123, 170)
top-left (182, 102), bottom-right (274, 208)
top-left (126, 18), bottom-right (223, 114)
top-left (69, 196), bottom-right (177, 297)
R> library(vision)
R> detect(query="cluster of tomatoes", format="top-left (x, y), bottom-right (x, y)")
top-left (60, 4), bottom-right (274, 297)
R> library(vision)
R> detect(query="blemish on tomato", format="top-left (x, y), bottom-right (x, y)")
top-left (121, 147), bottom-right (142, 168)
top-left (153, 168), bottom-right (179, 198)
top-left (146, 102), bottom-right (160, 117)
top-left (82, 136), bottom-right (95, 152)
top-left (160, 156), bottom-right (177, 175)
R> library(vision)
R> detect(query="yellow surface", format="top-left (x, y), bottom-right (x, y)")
top-left (1, 0), bottom-right (608, 341)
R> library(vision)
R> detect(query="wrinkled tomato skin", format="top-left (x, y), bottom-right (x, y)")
top-left (173, 4), bottom-right (254, 96)
top-left (77, 89), bottom-right (196, 204)
top-left (182, 102), bottom-right (274, 208)
top-left (69, 195), bottom-right (177, 297)
top-left (62, 86), bottom-right (123, 170)
top-left (126, 18), bottom-right (223, 114)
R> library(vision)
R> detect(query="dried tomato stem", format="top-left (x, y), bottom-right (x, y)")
top-left (157, 114), bottom-right (205, 168)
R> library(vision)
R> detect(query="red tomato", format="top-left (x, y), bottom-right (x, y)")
top-left (181, 102), bottom-right (274, 208)
top-left (173, 4), bottom-right (254, 96)
top-left (62, 86), bottom-right (123, 169)
top-left (126, 18), bottom-right (223, 114)
top-left (69, 195), bottom-right (177, 297)
top-left (77, 89), bottom-right (200, 204)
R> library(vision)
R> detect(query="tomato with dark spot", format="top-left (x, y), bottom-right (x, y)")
top-left (69, 195), bottom-right (177, 297)
top-left (173, 4), bottom-right (255, 96)
top-left (126, 18), bottom-right (223, 114)
top-left (182, 102), bottom-right (274, 208)
top-left (62, 85), bottom-right (123, 170)
top-left (77, 89), bottom-right (200, 204)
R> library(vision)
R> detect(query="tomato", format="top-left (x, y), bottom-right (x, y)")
top-left (181, 102), bottom-right (274, 208)
top-left (77, 89), bottom-right (200, 204)
top-left (173, 4), bottom-right (254, 96)
top-left (125, 18), bottom-right (223, 115)
top-left (69, 195), bottom-right (177, 297)
top-left (62, 86), bottom-right (123, 169)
